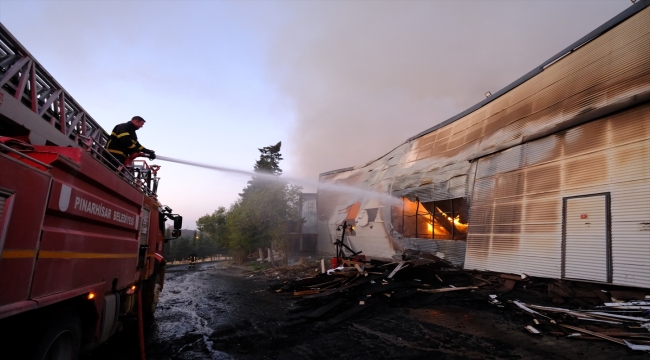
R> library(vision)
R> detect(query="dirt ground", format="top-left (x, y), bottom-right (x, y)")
top-left (83, 261), bottom-right (647, 360)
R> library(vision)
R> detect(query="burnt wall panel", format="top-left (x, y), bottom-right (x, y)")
top-left (466, 104), bottom-right (650, 282)
top-left (526, 164), bottom-right (561, 195)
top-left (563, 153), bottom-right (609, 188)
top-left (318, 7), bottom-right (650, 272)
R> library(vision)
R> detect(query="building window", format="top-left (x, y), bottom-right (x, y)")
top-left (392, 197), bottom-right (468, 240)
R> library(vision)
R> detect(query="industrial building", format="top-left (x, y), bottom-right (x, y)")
top-left (317, 2), bottom-right (650, 288)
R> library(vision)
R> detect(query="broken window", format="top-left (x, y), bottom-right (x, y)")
top-left (392, 197), bottom-right (468, 240)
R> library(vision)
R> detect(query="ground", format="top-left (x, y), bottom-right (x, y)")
top-left (83, 261), bottom-right (647, 360)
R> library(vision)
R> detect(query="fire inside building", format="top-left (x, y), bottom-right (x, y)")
top-left (316, 2), bottom-right (650, 288)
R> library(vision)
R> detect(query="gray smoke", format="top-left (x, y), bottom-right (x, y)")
top-left (269, 1), bottom-right (629, 178)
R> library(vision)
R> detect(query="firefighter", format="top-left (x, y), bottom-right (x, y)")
top-left (105, 116), bottom-right (155, 165)
top-left (188, 251), bottom-right (197, 269)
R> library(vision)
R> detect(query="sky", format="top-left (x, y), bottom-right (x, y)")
top-left (0, 0), bottom-right (632, 229)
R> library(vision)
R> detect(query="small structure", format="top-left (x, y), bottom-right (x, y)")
top-left (299, 193), bottom-right (318, 253)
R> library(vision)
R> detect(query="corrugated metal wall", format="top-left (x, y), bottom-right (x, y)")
top-left (465, 104), bottom-right (650, 287)
top-left (316, 6), bottom-right (650, 274)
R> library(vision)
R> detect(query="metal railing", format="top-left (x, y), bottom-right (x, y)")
top-left (0, 23), bottom-right (157, 197)
top-left (0, 23), bottom-right (109, 151)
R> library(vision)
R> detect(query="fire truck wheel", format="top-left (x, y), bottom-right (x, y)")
top-left (142, 273), bottom-right (162, 320)
top-left (32, 312), bottom-right (82, 360)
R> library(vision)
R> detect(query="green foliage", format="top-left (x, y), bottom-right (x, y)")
top-left (197, 207), bottom-right (228, 250)
top-left (250, 261), bottom-right (272, 271)
top-left (163, 236), bottom-right (193, 263)
top-left (163, 230), bottom-right (227, 263)
top-left (196, 141), bottom-right (304, 264)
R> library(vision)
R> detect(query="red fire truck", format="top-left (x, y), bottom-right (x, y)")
top-left (0, 23), bottom-right (182, 359)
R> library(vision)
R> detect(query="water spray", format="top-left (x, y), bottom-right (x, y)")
top-left (155, 155), bottom-right (402, 206)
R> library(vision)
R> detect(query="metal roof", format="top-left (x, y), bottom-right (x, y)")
top-left (406, 0), bottom-right (650, 142)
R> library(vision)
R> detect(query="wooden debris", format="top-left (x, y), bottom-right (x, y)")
top-left (609, 290), bottom-right (647, 301)
top-left (387, 262), bottom-right (406, 279)
top-left (303, 275), bottom-right (375, 299)
top-left (294, 289), bottom-right (320, 296)
top-left (512, 301), bottom-right (552, 320)
top-left (587, 312), bottom-right (650, 322)
top-left (560, 324), bottom-right (625, 345)
top-left (525, 325), bottom-right (541, 335)
top-left (623, 340), bottom-right (650, 351)
top-left (597, 332), bottom-right (650, 339)
top-left (342, 258), bottom-right (371, 268)
top-left (417, 286), bottom-right (478, 294)
top-left (306, 278), bottom-right (345, 289)
top-left (604, 301), bottom-right (650, 307)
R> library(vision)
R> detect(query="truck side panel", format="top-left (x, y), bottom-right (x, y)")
top-left (28, 149), bottom-right (145, 298)
top-left (0, 154), bottom-right (51, 309)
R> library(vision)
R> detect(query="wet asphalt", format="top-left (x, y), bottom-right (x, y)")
top-left (84, 261), bottom-right (648, 360)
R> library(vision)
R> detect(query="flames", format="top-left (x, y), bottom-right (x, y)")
top-left (399, 198), bottom-right (468, 239)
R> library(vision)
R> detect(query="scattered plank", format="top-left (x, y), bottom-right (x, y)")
top-left (624, 340), bottom-right (650, 352)
top-left (513, 301), bottom-right (552, 320)
top-left (387, 262), bottom-right (406, 279)
top-left (598, 332), bottom-right (650, 339)
top-left (610, 290), bottom-right (647, 301)
top-left (587, 312), bottom-right (650, 323)
top-left (417, 286), bottom-right (478, 294)
top-left (604, 301), bottom-right (650, 307)
top-left (303, 275), bottom-right (378, 299)
top-left (525, 325), bottom-right (541, 335)
top-left (294, 289), bottom-right (321, 296)
top-left (560, 324), bottom-right (625, 345)
top-left (306, 278), bottom-right (345, 289)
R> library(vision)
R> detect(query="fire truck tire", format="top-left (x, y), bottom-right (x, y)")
top-left (141, 273), bottom-right (162, 320)
top-left (32, 312), bottom-right (82, 360)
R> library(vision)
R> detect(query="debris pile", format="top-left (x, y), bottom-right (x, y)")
top-left (248, 258), bottom-right (322, 280)
top-left (268, 256), bottom-right (478, 331)
top-left (259, 252), bottom-right (650, 353)
top-left (501, 297), bottom-right (650, 351)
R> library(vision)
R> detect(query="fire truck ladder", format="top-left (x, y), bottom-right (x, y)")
top-left (0, 23), bottom-right (159, 197)
top-left (0, 23), bottom-right (108, 151)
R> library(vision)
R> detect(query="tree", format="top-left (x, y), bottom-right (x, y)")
top-left (194, 142), bottom-right (303, 265)
top-left (197, 207), bottom-right (228, 249)
top-left (225, 141), bottom-right (303, 265)
top-left (239, 141), bottom-right (283, 198)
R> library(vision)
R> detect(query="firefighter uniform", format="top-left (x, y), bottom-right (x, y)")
top-left (105, 121), bottom-right (152, 164)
